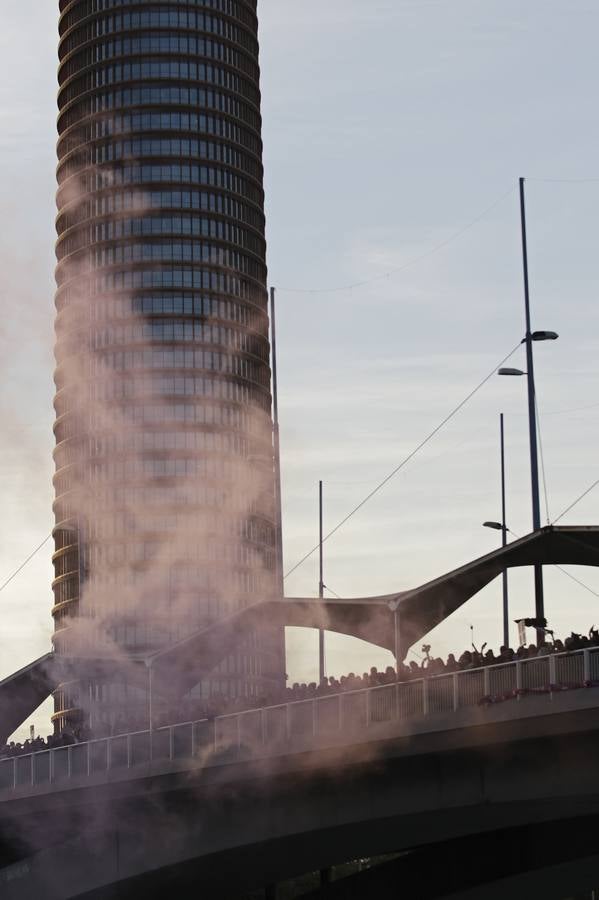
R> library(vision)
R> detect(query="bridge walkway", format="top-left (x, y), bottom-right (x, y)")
top-left (1, 646), bottom-right (598, 799)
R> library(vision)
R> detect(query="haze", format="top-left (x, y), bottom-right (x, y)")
top-left (2, 0), bottom-right (599, 739)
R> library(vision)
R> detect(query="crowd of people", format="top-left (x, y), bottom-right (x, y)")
top-left (3, 630), bottom-right (598, 762)
top-left (0, 729), bottom-right (88, 761)
top-left (259, 628), bottom-right (599, 706)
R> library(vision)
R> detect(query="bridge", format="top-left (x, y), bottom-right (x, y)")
top-left (3, 525), bottom-right (599, 896)
top-left (3, 648), bottom-right (599, 898)
top-left (3, 524), bottom-right (599, 741)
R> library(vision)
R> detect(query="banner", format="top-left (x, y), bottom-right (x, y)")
top-left (518, 620), bottom-right (527, 648)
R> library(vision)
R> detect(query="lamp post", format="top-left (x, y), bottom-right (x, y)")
top-left (270, 287), bottom-right (284, 599)
top-left (389, 599), bottom-right (402, 675)
top-left (497, 177), bottom-right (559, 643)
top-left (318, 480), bottom-right (325, 685)
top-left (145, 659), bottom-right (154, 735)
top-left (483, 416), bottom-right (509, 647)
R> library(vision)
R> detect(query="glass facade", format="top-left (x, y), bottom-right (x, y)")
top-left (53, 0), bottom-right (284, 732)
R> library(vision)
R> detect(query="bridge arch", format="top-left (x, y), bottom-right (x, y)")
top-left (3, 525), bottom-right (599, 737)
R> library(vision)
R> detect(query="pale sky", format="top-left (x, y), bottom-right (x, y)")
top-left (2, 1), bottom-right (599, 739)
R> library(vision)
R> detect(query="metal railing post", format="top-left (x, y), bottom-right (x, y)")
top-left (522, 658), bottom-right (530, 691)
top-left (16, 651), bottom-right (599, 798)
top-left (584, 649), bottom-right (591, 683)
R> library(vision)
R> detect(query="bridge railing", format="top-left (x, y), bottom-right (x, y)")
top-left (1, 647), bottom-right (597, 794)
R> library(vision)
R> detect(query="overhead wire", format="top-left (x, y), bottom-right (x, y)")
top-left (514, 178), bottom-right (599, 526)
top-left (0, 339), bottom-right (519, 598)
top-left (552, 478), bottom-right (599, 525)
top-left (535, 392), bottom-right (551, 525)
top-left (507, 528), bottom-right (599, 601)
top-left (323, 585), bottom-right (425, 662)
top-left (527, 177), bottom-right (599, 184)
top-left (278, 185), bottom-right (516, 295)
top-left (4, 178), bottom-right (597, 598)
top-left (542, 399), bottom-right (599, 417)
top-left (284, 341), bottom-right (522, 581)
top-left (0, 533), bottom-right (53, 595)
top-left (553, 565), bottom-right (599, 600)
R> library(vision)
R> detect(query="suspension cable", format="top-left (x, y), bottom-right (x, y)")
top-left (508, 528), bottom-right (599, 600)
top-left (284, 342), bottom-right (522, 581)
top-left (0, 533), bottom-right (53, 596)
top-left (278, 186), bottom-right (516, 294)
top-left (535, 392), bottom-right (551, 525)
top-left (552, 479), bottom-right (599, 525)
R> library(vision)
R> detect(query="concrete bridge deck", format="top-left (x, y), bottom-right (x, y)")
top-left (3, 651), bottom-right (599, 897)
top-left (1, 646), bottom-right (598, 798)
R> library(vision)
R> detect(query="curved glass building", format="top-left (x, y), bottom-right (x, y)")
top-left (52, 0), bottom-right (284, 732)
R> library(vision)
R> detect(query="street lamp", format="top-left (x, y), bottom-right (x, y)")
top-left (532, 331), bottom-right (558, 342)
top-left (318, 480), bottom-right (325, 685)
top-left (497, 177), bottom-right (559, 643)
top-left (498, 368), bottom-right (526, 377)
top-left (483, 414), bottom-right (509, 647)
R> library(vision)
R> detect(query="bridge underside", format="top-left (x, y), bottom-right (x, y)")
top-left (74, 819), bottom-right (599, 900)
top-left (300, 822), bottom-right (599, 900)
top-left (4, 697), bottom-right (599, 898)
top-left (3, 525), bottom-right (599, 738)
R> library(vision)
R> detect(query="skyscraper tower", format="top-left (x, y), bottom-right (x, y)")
top-left (52, 0), bottom-right (284, 732)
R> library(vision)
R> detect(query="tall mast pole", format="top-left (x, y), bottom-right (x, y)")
top-left (519, 178), bottom-right (545, 641)
top-left (270, 288), bottom-right (284, 598)
top-left (500, 413), bottom-right (509, 648)
top-left (318, 480), bottom-right (325, 684)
